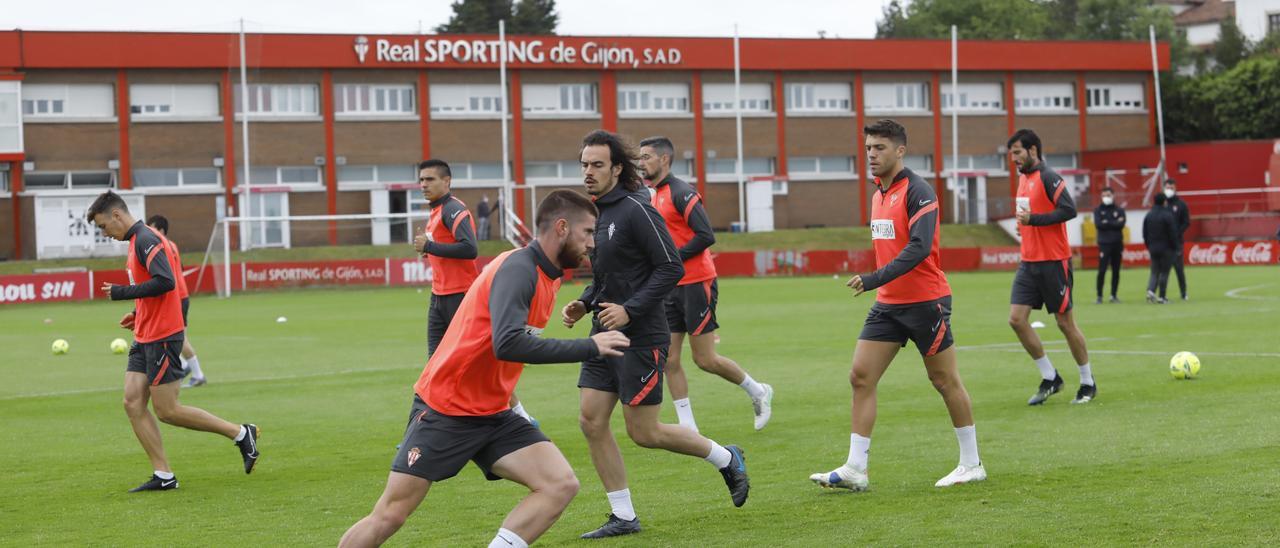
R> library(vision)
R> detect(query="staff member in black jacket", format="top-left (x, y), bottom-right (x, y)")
top-left (1164, 179), bottom-right (1191, 300)
top-left (1143, 193), bottom-right (1178, 304)
top-left (1093, 187), bottom-right (1126, 303)
top-left (564, 130), bottom-right (750, 539)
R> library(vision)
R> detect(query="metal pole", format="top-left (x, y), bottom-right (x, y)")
top-left (1149, 25), bottom-right (1167, 181)
top-left (951, 25), bottom-right (960, 223)
top-left (239, 19), bottom-right (253, 249)
top-left (222, 218), bottom-right (231, 297)
top-left (733, 24), bottom-right (745, 230)
top-left (499, 20), bottom-right (512, 241)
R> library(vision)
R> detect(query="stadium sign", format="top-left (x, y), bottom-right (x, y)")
top-left (356, 36), bottom-right (684, 69)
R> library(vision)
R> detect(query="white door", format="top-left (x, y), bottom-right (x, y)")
top-left (966, 176), bottom-right (988, 224)
top-left (370, 190), bottom-right (390, 245)
top-left (239, 192), bottom-right (290, 249)
top-left (745, 180), bottom-right (774, 233)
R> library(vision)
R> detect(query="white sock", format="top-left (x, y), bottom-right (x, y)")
top-left (234, 425), bottom-right (247, 442)
top-left (955, 425), bottom-right (980, 467)
top-left (1078, 363), bottom-right (1094, 386)
top-left (739, 374), bottom-right (766, 400)
top-left (704, 441), bottom-right (732, 469)
top-left (846, 433), bottom-right (870, 472)
top-left (673, 398), bottom-right (698, 431)
top-left (488, 528), bottom-right (528, 548)
top-left (511, 402), bottom-right (531, 420)
top-left (154, 470), bottom-right (175, 480)
top-left (1034, 355), bottom-right (1056, 381)
top-left (186, 356), bottom-right (204, 379)
top-left (606, 489), bottom-right (636, 521)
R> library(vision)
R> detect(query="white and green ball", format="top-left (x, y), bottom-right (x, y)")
top-left (1169, 351), bottom-right (1201, 380)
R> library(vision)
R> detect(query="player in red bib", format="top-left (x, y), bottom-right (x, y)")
top-left (1007, 129), bottom-right (1097, 406)
top-left (340, 191), bottom-right (629, 548)
top-left (638, 136), bottom-right (773, 433)
top-left (809, 120), bottom-right (985, 492)
top-left (146, 215), bottom-right (207, 388)
top-left (87, 191), bottom-right (258, 493)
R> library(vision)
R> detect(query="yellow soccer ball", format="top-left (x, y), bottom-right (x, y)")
top-left (52, 339), bottom-right (70, 355)
top-left (1169, 351), bottom-right (1201, 380)
top-left (110, 338), bottom-right (129, 354)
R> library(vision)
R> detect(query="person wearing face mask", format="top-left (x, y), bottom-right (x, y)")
top-left (1093, 187), bottom-right (1126, 304)
top-left (1143, 193), bottom-right (1179, 304)
top-left (1163, 179), bottom-right (1191, 300)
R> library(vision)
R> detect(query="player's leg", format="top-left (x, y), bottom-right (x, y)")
top-left (149, 381), bottom-right (240, 438)
top-left (810, 339), bottom-right (897, 491)
top-left (577, 386), bottom-right (640, 538)
top-left (1095, 247), bottom-right (1108, 303)
top-left (1146, 252), bottom-right (1162, 302)
top-left (123, 371), bottom-right (170, 475)
top-left (687, 332), bottom-right (773, 430)
top-left (488, 441), bottom-right (580, 546)
top-left (180, 338), bottom-right (206, 387)
top-left (922, 346), bottom-right (986, 486)
top-left (1157, 254), bottom-right (1173, 301)
top-left (338, 472), bottom-right (432, 548)
top-left (426, 293), bottom-right (446, 356)
top-left (1053, 307), bottom-right (1096, 403)
top-left (619, 403), bottom-right (749, 507)
top-left (1108, 244), bottom-right (1123, 301)
top-left (664, 291), bottom-right (698, 432)
top-left (1173, 250), bottom-right (1187, 299)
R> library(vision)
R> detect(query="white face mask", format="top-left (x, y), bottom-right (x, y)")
top-left (1164, 188), bottom-right (1176, 198)
top-left (1102, 196), bottom-right (1114, 206)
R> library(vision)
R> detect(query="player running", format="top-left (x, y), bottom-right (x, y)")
top-left (637, 136), bottom-right (773, 432)
top-left (1006, 129), bottom-right (1097, 405)
top-left (145, 215), bottom-right (206, 388)
top-left (809, 119), bottom-right (985, 492)
top-left (340, 190), bottom-right (629, 548)
top-left (565, 130), bottom-right (749, 539)
top-left (87, 191), bottom-right (258, 493)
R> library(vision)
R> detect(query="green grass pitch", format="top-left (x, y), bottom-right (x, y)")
top-left (2, 266), bottom-right (1278, 545)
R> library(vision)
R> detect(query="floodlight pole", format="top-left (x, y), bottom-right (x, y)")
top-left (950, 25), bottom-right (960, 223)
top-left (499, 20), bottom-right (512, 241)
top-left (239, 19), bottom-right (253, 249)
top-left (733, 24), bottom-right (745, 230)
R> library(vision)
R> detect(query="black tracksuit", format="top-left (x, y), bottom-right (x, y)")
top-left (1167, 195), bottom-right (1191, 298)
top-left (1143, 205), bottom-right (1178, 298)
top-left (1093, 202), bottom-right (1126, 299)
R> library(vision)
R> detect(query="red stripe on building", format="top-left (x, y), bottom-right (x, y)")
top-left (322, 69), bottom-right (338, 245)
top-left (1146, 72), bottom-right (1157, 147)
top-left (854, 71), bottom-right (866, 226)
top-left (418, 70), bottom-right (430, 159)
top-left (600, 71), bottom-right (617, 132)
top-left (1076, 72), bottom-right (1088, 151)
top-left (692, 71), bottom-right (707, 198)
top-left (115, 69), bottom-right (131, 189)
top-left (773, 71), bottom-right (787, 176)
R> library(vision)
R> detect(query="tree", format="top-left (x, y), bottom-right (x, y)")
top-left (874, 0), bottom-right (1051, 40)
top-left (434, 0), bottom-right (558, 35)
top-left (1212, 18), bottom-right (1248, 71)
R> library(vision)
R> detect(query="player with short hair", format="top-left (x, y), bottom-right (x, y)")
top-left (412, 159), bottom-right (536, 425)
top-left (1007, 129), bottom-right (1097, 405)
top-left (637, 135), bottom-right (773, 432)
top-left (809, 119), bottom-right (985, 492)
top-left (339, 190), bottom-right (629, 548)
top-left (145, 215), bottom-right (206, 387)
top-left (564, 130), bottom-right (750, 539)
top-left (87, 191), bottom-right (258, 493)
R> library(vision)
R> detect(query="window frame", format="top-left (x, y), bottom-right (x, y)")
top-left (522, 83), bottom-right (599, 118)
top-left (132, 167), bottom-right (224, 190)
top-left (1013, 82), bottom-right (1077, 114)
top-left (939, 82), bottom-right (1005, 114)
top-left (429, 84), bottom-right (505, 118)
top-left (233, 84), bottom-right (321, 119)
top-left (335, 83), bottom-right (417, 118)
top-left (787, 155), bottom-right (857, 180)
top-left (704, 156), bottom-right (775, 182)
top-left (617, 83), bottom-right (691, 117)
top-left (702, 83), bottom-right (774, 116)
top-left (785, 82), bottom-right (853, 115)
top-left (863, 82), bottom-right (931, 115)
top-left (21, 83), bottom-right (117, 122)
top-left (1085, 82), bottom-right (1146, 113)
top-left (130, 83), bottom-right (221, 121)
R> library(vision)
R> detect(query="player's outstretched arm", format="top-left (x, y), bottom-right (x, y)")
top-left (490, 259), bottom-right (602, 364)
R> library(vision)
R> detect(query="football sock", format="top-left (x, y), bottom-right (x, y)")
top-left (955, 425), bottom-right (980, 467)
top-left (846, 433), bottom-right (870, 471)
top-left (673, 398), bottom-right (698, 431)
top-left (606, 489), bottom-right (636, 521)
top-left (489, 528), bottom-right (528, 548)
top-left (154, 470), bottom-right (175, 480)
top-left (705, 441), bottom-right (732, 469)
top-left (739, 374), bottom-right (766, 400)
top-left (235, 425), bottom-right (247, 442)
top-left (1078, 363), bottom-right (1094, 386)
top-left (1034, 355), bottom-right (1056, 381)
top-left (185, 356), bottom-right (204, 379)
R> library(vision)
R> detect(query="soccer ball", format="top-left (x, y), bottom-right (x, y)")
top-left (110, 338), bottom-right (129, 354)
top-left (1169, 351), bottom-right (1201, 380)
top-left (51, 339), bottom-right (70, 355)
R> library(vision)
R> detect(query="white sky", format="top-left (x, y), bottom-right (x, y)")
top-left (0, 0), bottom-right (886, 39)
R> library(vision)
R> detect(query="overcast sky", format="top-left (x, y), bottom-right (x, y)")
top-left (0, 0), bottom-right (886, 39)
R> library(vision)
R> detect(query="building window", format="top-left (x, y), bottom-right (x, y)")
top-left (0, 171), bottom-right (9, 193)
top-left (785, 83), bottom-right (852, 113)
top-left (134, 168), bottom-right (221, 188)
top-left (905, 155), bottom-right (934, 173)
top-left (702, 83), bottom-right (773, 113)
top-left (705, 157), bottom-right (774, 176)
top-left (1044, 153), bottom-right (1078, 169)
top-left (435, 162), bottom-right (507, 181)
top-left (336, 84), bottom-right (415, 116)
top-left (1269, 13), bottom-right (1280, 34)
top-left (23, 171), bottom-right (116, 189)
top-left (940, 83), bottom-right (1003, 113)
top-left (1014, 83), bottom-right (1075, 112)
top-left (430, 84), bottom-right (504, 115)
top-left (948, 154), bottom-right (1008, 172)
top-left (338, 164), bottom-right (416, 184)
top-left (864, 82), bottom-right (930, 113)
top-left (618, 83), bottom-right (690, 115)
top-left (22, 84), bottom-right (115, 119)
top-left (523, 83), bottom-right (597, 115)
top-left (789, 156), bottom-right (855, 176)
top-left (233, 84), bottom-right (319, 116)
top-left (130, 84), bottom-right (219, 118)
top-left (525, 160), bottom-right (582, 180)
top-left (244, 166), bottom-right (322, 185)
top-left (1086, 83), bottom-right (1144, 112)
top-left (0, 82), bottom-right (20, 153)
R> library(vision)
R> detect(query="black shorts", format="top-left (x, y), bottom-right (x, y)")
top-left (666, 279), bottom-right (719, 335)
top-left (181, 298), bottom-right (190, 327)
top-left (428, 292), bottom-right (466, 356)
top-left (391, 403), bottom-right (549, 482)
top-left (1011, 260), bottom-right (1074, 314)
top-left (578, 345), bottom-right (667, 406)
top-left (858, 296), bottom-right (954, 357)
top-left (126, 337), bottom-right (186, 386)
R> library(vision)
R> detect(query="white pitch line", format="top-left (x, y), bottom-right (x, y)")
top-left (956, 337), bottom-right (1116, 351)
top-left (977, 348), bottom-right (1280, 358)
top-left (1225, 284), bottom-right (1278, 301)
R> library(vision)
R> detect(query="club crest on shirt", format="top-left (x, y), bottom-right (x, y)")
top-left (608, 222), bottom-right (616, 240)
top-left (407, 447), bottom-right (422, 467)
top-left (870, 219), bottom-right (896, 240)
top-left (890, 193), bottom-right (900, 205)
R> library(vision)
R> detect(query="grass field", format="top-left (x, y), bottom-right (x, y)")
top-left (2, 266), bottom-right (1278, 546)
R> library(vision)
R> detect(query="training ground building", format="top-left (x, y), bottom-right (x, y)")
top-left (0, 31), bottom-right (1169, 260)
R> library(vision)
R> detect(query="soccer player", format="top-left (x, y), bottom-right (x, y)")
top-left (1163, 179), bottom-right (1191, 300)
top-left (564, 130), bottom-right (749, 539)
top-left (637, 136), bottom-right (773, 432)
top-left (808, 119), bottom-right (985, 492)
top-left (87, 191), bottom-right (258, 493)
top-left (412, 160), bottom-right (536, 425)
top-left (339, 190), bottom-right (629, 548)
top-left (1007, 129), bottom-right (1097, 405)
top-left (146, 215), bottom-right (207, 387)
top-left (1093, 187), bottom-right (1126, 304)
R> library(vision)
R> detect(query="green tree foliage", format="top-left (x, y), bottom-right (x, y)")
top-left (435, 0), bottom-right (558, 34)
top-left (1212, 18), bottom-right (1248, 71)
top-left (874, 0), bottom-right (1050, 40)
